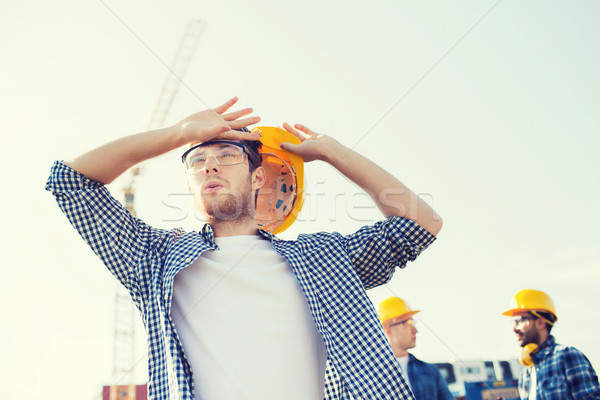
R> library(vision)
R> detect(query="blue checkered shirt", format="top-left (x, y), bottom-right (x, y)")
top-left (519, 335), bottom-right (600, 400)
top-left (46, 161), bottom-right (436, 400)
top-left (405, 354), bottom-right (454, 400)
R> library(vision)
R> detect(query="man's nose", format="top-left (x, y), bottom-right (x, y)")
top-left (203, 155), bottom-right (221, 174)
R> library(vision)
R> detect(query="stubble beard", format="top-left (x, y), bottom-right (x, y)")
top-left (199, 177), bottom-right (255, 225)
top-left (519, 328), bottom-right (541, 347)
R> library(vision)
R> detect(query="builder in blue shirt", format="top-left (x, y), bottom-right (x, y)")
top-left (503, 289), bottom-right (600, 400)
top-left (378, 297), bottom-right (454, 400)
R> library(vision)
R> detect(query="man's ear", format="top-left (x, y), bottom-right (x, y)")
top-left (382, 324), bottom-right (391, 336)
top-left (252, 167), bottom-right (266, 190)
top-left (534, 318), bottom-right (547, 332)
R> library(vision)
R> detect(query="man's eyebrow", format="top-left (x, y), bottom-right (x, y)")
top-left (215, 144), bottom-right (240, 150)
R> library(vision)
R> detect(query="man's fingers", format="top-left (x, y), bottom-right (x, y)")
top-left (294, 123), bottom-right (314, 135)
top-left (213, 97), bottom-right (239, 114)
top-left (282, 122), bottom-right (305, 141)
top-left (227, 116), bottom-right (262, 132)
top-left (279, 141), bottom-right (298, 153)
top-left (221, 129), bottom-right (261, 141)
top-left (222, 107), bottom-right (254, 121)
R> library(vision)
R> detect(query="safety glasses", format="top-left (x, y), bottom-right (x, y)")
top-left (181, 141), bottom-right (250, 173)
top-left (513, 316), bottom-right (534, 326)
top-left (388, 318), bottom-right (416, 328)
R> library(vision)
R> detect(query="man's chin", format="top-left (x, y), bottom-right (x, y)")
top-left (203, 200), bottom-right (252, 221)
top-left (519, 339), bottom-right (534, 348)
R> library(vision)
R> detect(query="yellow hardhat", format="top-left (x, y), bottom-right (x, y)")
top-left (377, 297), bottom-right (420, 324)
top-left (502, 289), bottom-right (558, 322)
top-left (254, 126), bottom-right (305, 234)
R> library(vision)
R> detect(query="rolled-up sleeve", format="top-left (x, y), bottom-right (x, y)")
top-left (342, 216), bottom-right (436, 289)
top-left (45, 161), bottom-right (170, 294)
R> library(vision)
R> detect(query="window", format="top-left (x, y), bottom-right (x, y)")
top-left (500, 361), bottom-right (513, 379)
top-left (434, 363), bottom-right (456, 384)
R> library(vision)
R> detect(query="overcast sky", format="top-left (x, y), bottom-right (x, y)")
top-left (1, 1), bottom-right (599, 398)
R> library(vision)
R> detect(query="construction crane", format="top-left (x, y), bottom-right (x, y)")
top-left (108, 19), bottom-right (205, 400)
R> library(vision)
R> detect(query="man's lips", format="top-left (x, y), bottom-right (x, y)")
top-left (203, 181), bottom-right (225, 192)
top-left (515, 332), bottom-right (523, 341)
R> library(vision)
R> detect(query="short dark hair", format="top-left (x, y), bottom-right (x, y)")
top-left (238, 128), bottom-right (263, 172)
top-left (530, 311), bottom-right (555, 333)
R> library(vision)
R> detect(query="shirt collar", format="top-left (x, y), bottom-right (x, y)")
top-left (258, 228), bottom-right (278, 241)
top-left (200, 224), bottom-right (278, 244)
top-left (201, 224), bottom-right (215, 245)
top-left (532, 335), bottom-right (556, 363)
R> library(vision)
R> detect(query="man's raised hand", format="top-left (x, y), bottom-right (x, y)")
top-left (280, 122), bottom-right (341, 163)
top-left (176, 97), bottom-right (261, 144)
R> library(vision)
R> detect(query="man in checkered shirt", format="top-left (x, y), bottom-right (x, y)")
top-left (504, 289), bottom-right (600, 399)
top-left (46, 97), bottom-right (442, 400)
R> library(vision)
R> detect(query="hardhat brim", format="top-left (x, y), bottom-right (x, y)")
top-left (501, 308), bottom-right (558, 322)
top-left (254, 126), bottom-right (304, 234)
top-left (381, 310), bottom-right (420, 324)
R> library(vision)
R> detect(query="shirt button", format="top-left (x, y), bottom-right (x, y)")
top-left (185, 257), bottom-right (193, 263)
top-left (164, 294), bottom-right (169, 301)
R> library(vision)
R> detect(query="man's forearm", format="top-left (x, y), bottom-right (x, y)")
top-left (280, 122), bottom-right (443, 236)
top-left (325, 141), bottom-right (443, 236)
top-left (65, 126), bottom-right (182, 184)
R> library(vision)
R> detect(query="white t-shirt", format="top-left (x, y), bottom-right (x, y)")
top-left (171, 234), bottom-right (326, 400)
top-left (530, 366), bottom-right (537, 400)
top-left (396, 355), bottom-right (412, 391)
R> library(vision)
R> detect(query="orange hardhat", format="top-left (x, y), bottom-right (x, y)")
top-left (502, 289), bottom-right (557, 323)
top-left (377, 297), bottom-right (420, 324)
top-left (254, 126), bottom-right (305, 234)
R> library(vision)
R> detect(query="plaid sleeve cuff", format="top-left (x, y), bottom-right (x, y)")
top-left (45, 160), bottom-right (105, 194)
top-left (386, 216), bottom-right (436, 258)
